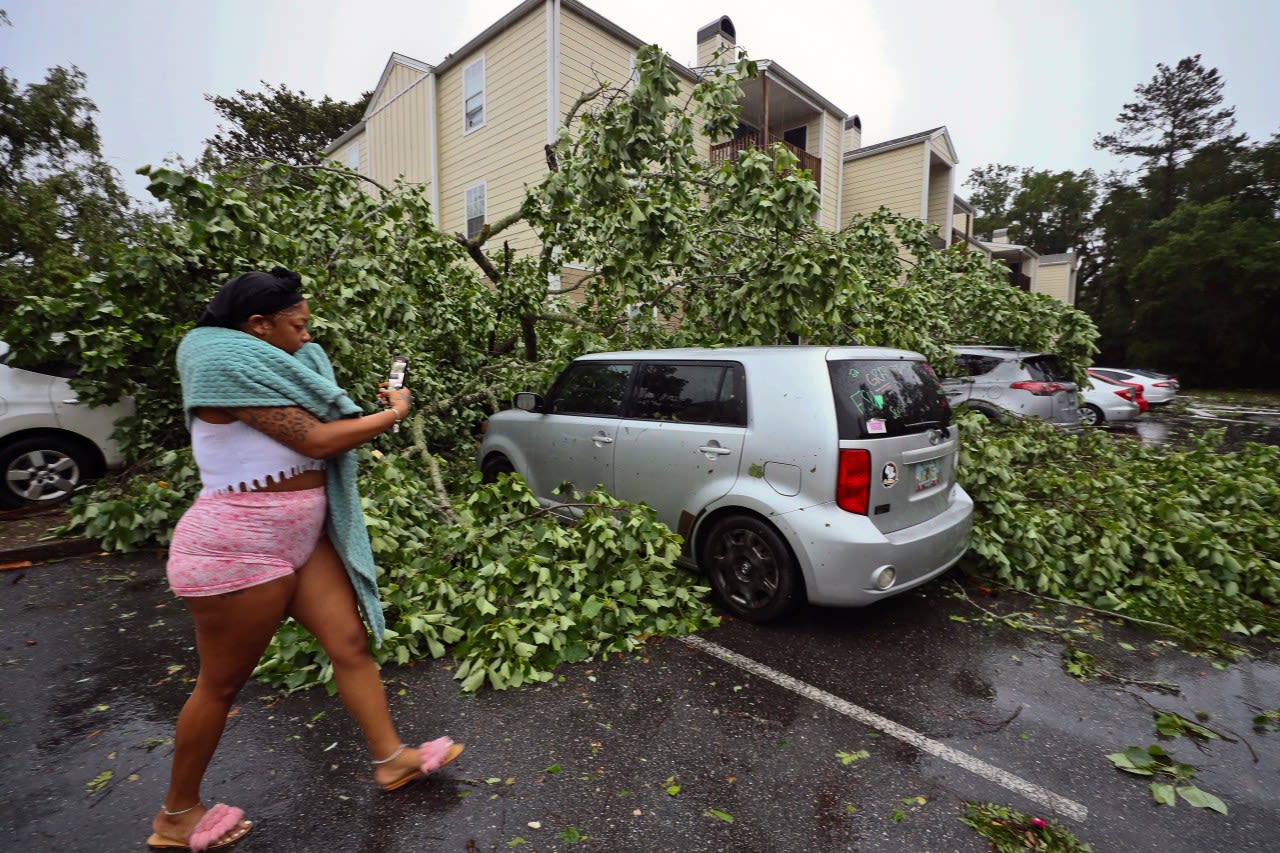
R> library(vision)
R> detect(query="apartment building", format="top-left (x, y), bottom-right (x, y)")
top-left (325, 0), bottom-right (1074, 305)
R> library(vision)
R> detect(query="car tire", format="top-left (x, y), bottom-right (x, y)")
top-left (480, 453), bottom-right (515, 484)
top-left (701, 513), bottom-right (802, 623)
top-left (0, 435), bottom-right (98, 509)
top-left (959, 401), bottom-right (1006, 422)
top-left (1080, 404), bottom-right (1104, 427)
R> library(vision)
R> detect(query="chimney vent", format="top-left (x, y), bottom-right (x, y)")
top-left (697, 16), bottom-right (736, 66)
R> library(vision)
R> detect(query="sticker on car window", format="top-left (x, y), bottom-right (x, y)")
top-left (882, 461), bottom-right (899, 488)
top-left (867, 418), bottom-right (887, 434)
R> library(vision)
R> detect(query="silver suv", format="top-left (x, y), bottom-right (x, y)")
top-left (942, 346), bottom-right (1079, 427)
top-left (478, 346), bottom-right (973, 622)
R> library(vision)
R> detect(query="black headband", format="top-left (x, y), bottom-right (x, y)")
top-left (196, 267), bottom-right (306, 329)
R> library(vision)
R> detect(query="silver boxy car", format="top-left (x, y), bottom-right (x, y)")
top-left (942, 346), bottom-right (1080, 427)
top-left (477, 346), bottom-right (973, 622)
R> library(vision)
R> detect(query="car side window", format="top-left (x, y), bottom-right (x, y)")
top-left (628, 362), bottom-right (746, 426)
top-left (548, 363), bottom-right (633, 416)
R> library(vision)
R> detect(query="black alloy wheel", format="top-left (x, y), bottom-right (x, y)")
top-left (702, 513), bottom-right (801, 623)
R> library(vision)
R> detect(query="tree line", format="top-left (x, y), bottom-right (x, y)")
top-left (966, 56), bottom-right (1280, 387)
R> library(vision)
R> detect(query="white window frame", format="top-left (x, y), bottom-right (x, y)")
top-left (463, 56), bottom-right (486, 134)
top-left (465, 182), bottom-right (486, 241)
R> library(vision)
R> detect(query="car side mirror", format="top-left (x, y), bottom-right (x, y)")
top-left (513, 392), bottom-right (543, 413)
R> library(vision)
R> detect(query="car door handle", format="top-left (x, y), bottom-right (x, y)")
top-left (698, 445), bottom-right (732, 456)
top-left (592, 434), bottom-right (614, 445)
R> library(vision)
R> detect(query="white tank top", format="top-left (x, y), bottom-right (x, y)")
top-left (191, 417), bottom-right (325, 496)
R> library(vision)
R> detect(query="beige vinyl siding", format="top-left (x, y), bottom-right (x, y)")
top-left (841, 143), bottom-right (927, 223)
top-left (328, 133), bottom-right (368, 177)
top-left (437, 7), bottom-right (548, 255)
top-left (819, 112), bottom-right (841, 231)
top-left (366, 75), bottom-right (431, 189)
top-left (372, 63), bottom-right (428, 113)
top-left (1036, 262), bottom-right (1071, 304)
top-left (927, 163), bottom-right (951, 234)
top-left (930, 135), bottom-right (953, 163)
top-left (558, 10), bottom-right (636, 132)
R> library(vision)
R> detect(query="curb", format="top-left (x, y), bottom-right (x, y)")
top-left (0, 537), bottom-right (100, 567)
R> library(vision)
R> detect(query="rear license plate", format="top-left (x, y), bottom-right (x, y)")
top-left (914, 459), bottom-right (942, 491)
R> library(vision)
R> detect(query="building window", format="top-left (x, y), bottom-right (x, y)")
top-left (345, 140), bottom-right (360, 170)
top-left (464, 57), bottom-right (485, 132)
top-left (465, 183), bottom-right (486, 241)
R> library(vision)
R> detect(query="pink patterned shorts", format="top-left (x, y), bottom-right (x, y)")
top-left (167, 487), bottom-right (327, 597)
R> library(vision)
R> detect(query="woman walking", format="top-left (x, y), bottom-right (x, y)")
top-left (147, 268), bottom-right (462, 851)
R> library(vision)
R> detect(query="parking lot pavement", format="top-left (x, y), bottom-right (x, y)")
top-left (2, 551), bottom-right (1278, 852)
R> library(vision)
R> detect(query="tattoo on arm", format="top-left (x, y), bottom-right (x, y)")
top-left (234, 406), bottom-right (321, 452)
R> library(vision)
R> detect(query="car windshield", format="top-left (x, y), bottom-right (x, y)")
top-left (828, 359), bottom-right (952, 439)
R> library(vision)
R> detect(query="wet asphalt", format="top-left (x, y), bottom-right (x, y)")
top-left (3, 396), bottom-right (1279, 852)
top-left (2, 548), bottom-right (1278, 853)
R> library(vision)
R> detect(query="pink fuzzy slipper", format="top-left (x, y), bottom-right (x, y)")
top-left (146, 803), bottom-right (253, 851)
top-left (380, 737), bottom-right (465, 792)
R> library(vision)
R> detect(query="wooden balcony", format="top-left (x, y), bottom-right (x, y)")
top-left (710, 131), bottom-right (821, 189)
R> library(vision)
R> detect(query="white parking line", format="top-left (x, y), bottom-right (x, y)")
top-left (683, 635), bottom-right (1089, 822)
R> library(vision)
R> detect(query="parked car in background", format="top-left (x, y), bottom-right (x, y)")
top-left (1089, 367), bottom-right (1177, 406)
top-left (1127, 368), bottom-right (1180, 392)
top-left (942, 346), bottom-right (1080, 427)
top-left (478, 346), bottom-right (973, 623)
top-left (1088, 369), bottom-right (1149, 414)
top-left (0, 341), bottom-right (134, 509)
top-left (1079, 376), bottom-right (1141, 426)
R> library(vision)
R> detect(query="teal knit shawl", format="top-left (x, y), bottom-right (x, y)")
top-left (176, 326), bottom-right (385, 644)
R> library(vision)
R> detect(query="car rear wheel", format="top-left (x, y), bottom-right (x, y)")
top-left (1079, 404), bottom-right (1104, 427)
top-left (702, 514), bottom-right (801, 623)
top-left (480, 453), bottom-right (515, 484)
top-left (0, 435), bottom-right (97, 509)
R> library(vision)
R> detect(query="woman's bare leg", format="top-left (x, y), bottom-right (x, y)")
top-left (151, 575), bottom-right (295, 842)
top-left (286, 536), bottom-right (414, 784)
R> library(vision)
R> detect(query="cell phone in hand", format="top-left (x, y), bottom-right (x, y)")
top-left (386, 355), bottom-right (409, 389)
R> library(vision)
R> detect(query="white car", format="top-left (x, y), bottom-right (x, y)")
top-left (1089, 367), bottom-right (1177, 406)
top-left (0, 341), bottom-right (134, 509)
top-left (1079, 377), bottom-right (1141, 426)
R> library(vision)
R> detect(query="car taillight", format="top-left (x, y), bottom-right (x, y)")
top-left (1010, 381), bottom-right (1067, 396)
top-left (1113, 387), bottom-right (1135, 401)
top-left (837, 449), bottom-right (871, 515)
top-left (1153, 381), bottom-right (1173, 388)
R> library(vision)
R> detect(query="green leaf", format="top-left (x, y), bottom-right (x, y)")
top-left (1177, 785), bottom-right (1228, 814)
top-left (705, 808), bottom-right (734, 823)
top-left (1151, 783), bottom-right (1177, 806)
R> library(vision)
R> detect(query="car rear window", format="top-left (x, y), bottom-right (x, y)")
top-left (828, 359), bottom-right (952, 440)
top-left (1024, 355), bottom-right (1067, 382)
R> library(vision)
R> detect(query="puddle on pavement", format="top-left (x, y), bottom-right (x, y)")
top-left (1103, 398), bottom-right (1280, 452)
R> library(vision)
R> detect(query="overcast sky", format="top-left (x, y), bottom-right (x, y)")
top-left (4, 0), bottom-right (1278, 202)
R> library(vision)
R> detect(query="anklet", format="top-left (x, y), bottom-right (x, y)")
top-left (162, 803), bottom-right (199, 816)
top-left (372, 744), bottom-right (407, 765)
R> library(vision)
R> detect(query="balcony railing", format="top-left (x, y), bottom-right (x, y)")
top-left (710, 131), bottom-right (821, 189)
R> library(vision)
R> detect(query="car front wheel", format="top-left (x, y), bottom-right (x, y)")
top-left (0, 435), bottom-right (96, 509)
top-left (1079, 404), bottom-right (1104, 427)
top-left (480, 453), bottom-right (515, 484)
top-left (701, 514), bottom-right (802, 623)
